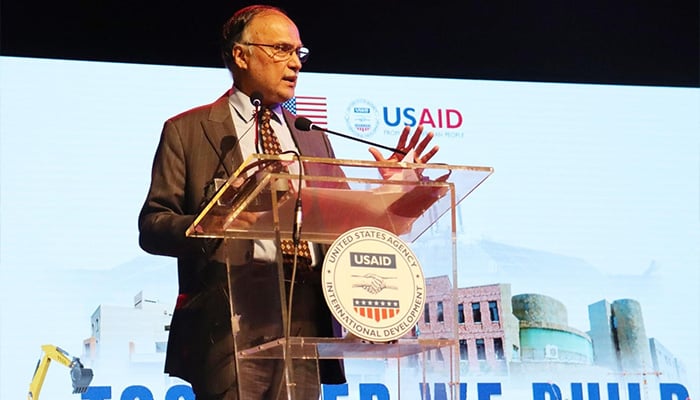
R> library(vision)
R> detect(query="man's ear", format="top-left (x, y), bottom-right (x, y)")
top-left (232, 45), bottom-right (249, 69)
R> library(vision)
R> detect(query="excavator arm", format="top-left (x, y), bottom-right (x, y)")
top-left (28, 344), bottom-right (93, 400)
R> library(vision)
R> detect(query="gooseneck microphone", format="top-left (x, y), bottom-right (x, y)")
top-left (249, 91), bottom-right (304, 244)
top-left (250, 91), bottom-right (263, 154)
top-left (294, 116), bottom-right (407, 156)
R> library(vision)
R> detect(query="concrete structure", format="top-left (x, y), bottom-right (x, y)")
top-left (587, 298), bottom-right (687, 387)
top-left (587, 299), bottom-right (618, 369)
top-left (512, 293), bottom-right (593, 365)
top-left (611, 299), bottom-right (653, 372)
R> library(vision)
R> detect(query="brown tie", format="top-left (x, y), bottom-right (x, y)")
top-left (258, 107), bottom-right (312, 269)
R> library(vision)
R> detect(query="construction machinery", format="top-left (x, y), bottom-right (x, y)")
top-left (28, 344), bottom-right (93, 400)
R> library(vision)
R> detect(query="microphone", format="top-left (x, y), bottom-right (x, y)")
top-left (250, 92), bottom-right (305, 242)
top-left (250, 91), bottom-right (263, 107)
top-left (295, 116), bottom-right (407, 155)
top-left (250, 91), bottom-right (263, 154)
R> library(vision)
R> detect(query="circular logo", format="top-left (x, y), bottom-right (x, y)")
top-left (344, 99), bottom-right (380, 138)
top-left (322, 226), bottom-right (425, 342)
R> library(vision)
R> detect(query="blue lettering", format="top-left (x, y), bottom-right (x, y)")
top-left (571, 382), bottom-right (602, 400)
top-left (121, 385), bottom-right (153, 400)
top-left (420, 382), bottom-right (448, 400)
top-left (322, 383), bottom-right (349, 399)
top-left (165, 385), bottom-right (194, 400)
top-left (360, 383), bottom-right (390, 400)
top-left (384, 107), bottom-right (467, 127)
top-left (384, 107), bottom-right (401, 127)
top-left (82, 386), bottom-right (111, 400)
top-left (417, 382), bottom-right (470, 400)
top-left (382, 107), bottom-right (417, 127)
top-left (382, 107), bottom-right (464, 128)
top-left (627, 383), bottom-right (641, 400)
top-left (533, 382), bottom-right (563, 400)
top-left (403, 108), bottom-right (417, 126)
top-left (607, 383), bottom-right (620, 400)
top-left (477, 382), bottom-right (501, 400)
top-left (75, 381), bottom-right (691, 400)
top-left (572, 382), bottom-right (584, 400)
top-left (660, 383), bottom-right (689, 400)
top-left (418, 383), bottom-right (428, 399)
top-left (571, 382), bottom-right (644, 400)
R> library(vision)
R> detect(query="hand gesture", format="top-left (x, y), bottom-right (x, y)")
top-left (369, 124), bottom-right (439, 164)
top-left (369, 125), bottom-right (440, 180)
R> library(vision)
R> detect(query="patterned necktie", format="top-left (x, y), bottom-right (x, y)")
top-left (258, 107), bottom-right (313, 268)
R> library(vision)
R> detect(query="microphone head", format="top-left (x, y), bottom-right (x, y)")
top-left (250, 91), bottom-right (263, 107)
top-left (294, 116), bottom-right (314, 131)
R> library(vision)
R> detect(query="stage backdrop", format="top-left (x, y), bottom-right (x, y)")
top-left (1, 56), bottom-right (698, 400)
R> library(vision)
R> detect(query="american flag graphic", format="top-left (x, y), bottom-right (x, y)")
top-left (282, 95), bottom-right (328, 127)
top-left (354, 298), bottom-right (400, 322)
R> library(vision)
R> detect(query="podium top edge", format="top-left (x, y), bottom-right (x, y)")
top-left (242, 153), bottom-right (494, 173)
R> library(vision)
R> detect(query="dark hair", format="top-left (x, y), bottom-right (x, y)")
top-left (221, 5), bottom-right (287, 71)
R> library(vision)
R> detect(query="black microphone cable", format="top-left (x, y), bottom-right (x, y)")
top-left (295, 116), bottom-right (407, 155)
top-left (275, 150), bottom-right (305, 400)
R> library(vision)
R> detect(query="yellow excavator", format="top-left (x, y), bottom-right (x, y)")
top-left (28, 344), bottom-right (94, 400)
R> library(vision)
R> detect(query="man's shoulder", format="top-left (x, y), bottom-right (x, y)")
top-left (167, 92), bottom-right (230, 123)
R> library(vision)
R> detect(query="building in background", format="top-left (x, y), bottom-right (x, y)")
top-left (83, 291), bottom-right (175, 390)
top-left (76, 282), bottom-right (689, 397)
top-left (588, 298), bottom-right (687, 387)
top-left (509, 293), bottom-right (599, 382)
top-left (418, 276), bottom-right (519, 376)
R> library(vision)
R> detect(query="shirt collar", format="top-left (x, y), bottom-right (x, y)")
top-left (229, 87), bottom-right (283, 123)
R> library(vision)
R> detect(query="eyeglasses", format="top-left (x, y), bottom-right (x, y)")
top-left (242, 42), bottom-right (310, 63)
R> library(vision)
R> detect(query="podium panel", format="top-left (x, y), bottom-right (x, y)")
top-left (186, 154), bottom-right (493, 399)
top-left (187, 155), bottom-right (492, 244)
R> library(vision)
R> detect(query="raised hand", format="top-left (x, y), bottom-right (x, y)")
top-left (369, 125), bottom-right (441, 181)
top-left (368, 124), bottom-right (440, 164)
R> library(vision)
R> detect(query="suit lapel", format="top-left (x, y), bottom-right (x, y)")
top-left (201, 91), bottom-right (243, 178)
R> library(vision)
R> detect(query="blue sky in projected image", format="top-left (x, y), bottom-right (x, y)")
top-left (0, 57), bottom-right (698, 398)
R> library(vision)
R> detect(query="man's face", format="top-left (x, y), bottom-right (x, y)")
top-left (233, 11), bottom-right (304, 105)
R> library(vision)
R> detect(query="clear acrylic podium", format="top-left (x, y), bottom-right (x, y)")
top-left (186, 154), bottom-right (493, 399)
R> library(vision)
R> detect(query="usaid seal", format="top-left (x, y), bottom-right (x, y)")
top-left (344, 99), bottom-right (380, 138)
top-left (322, 226), bottom-right (425, 342)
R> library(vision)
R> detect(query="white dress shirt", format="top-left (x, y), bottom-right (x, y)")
top-left (227, 87), bottom-right (318, 265)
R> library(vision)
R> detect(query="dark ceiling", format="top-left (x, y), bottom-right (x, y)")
top-left (2, 1), bottom-right (698, 87)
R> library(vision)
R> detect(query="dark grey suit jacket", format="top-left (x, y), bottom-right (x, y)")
top-left (138, 90), bottom-right (346, 386)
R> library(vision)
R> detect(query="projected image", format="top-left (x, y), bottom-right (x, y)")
top-left (1, 56), bottom-right (697, 400)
